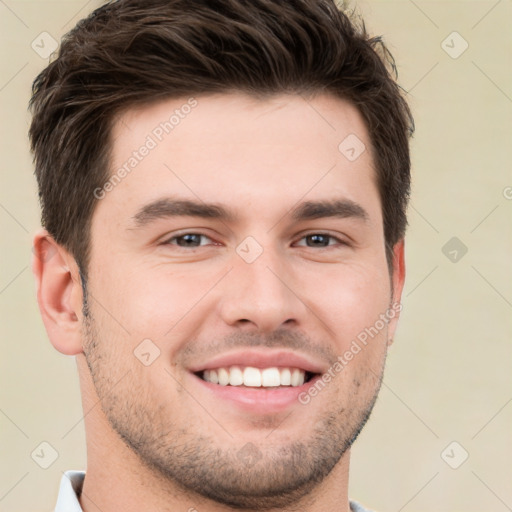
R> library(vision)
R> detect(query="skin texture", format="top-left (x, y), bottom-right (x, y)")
top-left (33, 92), bottom-right (405, 512)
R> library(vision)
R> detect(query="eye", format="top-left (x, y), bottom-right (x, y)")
top-left (294, 233), bottom-right (347, 248)
top-left (164, 233), bottom-right (215, 248)
top-left (161, 232), bottom-right (347, 250)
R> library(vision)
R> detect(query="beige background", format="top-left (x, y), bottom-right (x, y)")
top-left (1, 1), bottom-right (511, 511)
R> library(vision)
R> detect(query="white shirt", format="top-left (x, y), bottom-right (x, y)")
top-left (54, 470), bottom-right (373, 511)
top-left (54, 471), bottom-right (85, 512)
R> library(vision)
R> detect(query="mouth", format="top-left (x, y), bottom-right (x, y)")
top-left (195, 366), bottom-right (318, 388)
top-left (186, 350), bottom-right (326, 414)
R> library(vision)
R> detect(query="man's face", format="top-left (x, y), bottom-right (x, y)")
top-left (82, 92), bottom-right (403, 508)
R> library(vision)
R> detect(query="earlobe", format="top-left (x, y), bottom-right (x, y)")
top-left (32, 229), bottom-right (84, 355)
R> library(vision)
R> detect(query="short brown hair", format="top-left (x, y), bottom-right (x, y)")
top-left (29, 0), bottom-right (414, 274)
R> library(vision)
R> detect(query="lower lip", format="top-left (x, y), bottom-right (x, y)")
top-left (189, 372), bottom-right (321, 414)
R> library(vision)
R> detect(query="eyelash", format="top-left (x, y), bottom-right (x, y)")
top-left (163, 232), bottom-right (348, 249)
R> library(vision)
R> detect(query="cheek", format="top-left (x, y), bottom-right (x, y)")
top-left (91, 260), bottom-right (222, 345)
top-left (303, 262), bottom-right (392, 343)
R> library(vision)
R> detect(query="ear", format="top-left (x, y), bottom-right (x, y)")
top-left (387, 239), bottom-right (406, 346)
top-left (32, 229), bottom-right (84, 355)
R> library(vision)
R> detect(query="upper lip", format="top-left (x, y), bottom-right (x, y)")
top-left (188, 349), bottom-right (327, 374)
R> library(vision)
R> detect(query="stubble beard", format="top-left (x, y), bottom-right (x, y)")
top-left (82, 309), bottom-right (386, 510)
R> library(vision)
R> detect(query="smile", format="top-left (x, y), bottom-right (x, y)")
top-left (199, 366), bottom-right (316, 388)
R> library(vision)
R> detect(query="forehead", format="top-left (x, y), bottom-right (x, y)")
top-left (101, 92), bottom-right (379, 226)
top-left (111, 92), bottom-right (371, 161)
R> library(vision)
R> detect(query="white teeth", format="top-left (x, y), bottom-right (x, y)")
top-left (280, 368), bottom-right (291, 386)
top-left (290, 368), bottom-right (305, 387)
top-left (207, 369), bottom-right (219, 384)
top-left (201, 366), bottom-right (308, 387)
top-left (218, 368), bottom-right (229, 386)
top-left (243, 367), bottom-right (262, 387)
top-left (261, 367), bottom-right (280, 387)
top-left (229, 366), bottom-right (243, 386)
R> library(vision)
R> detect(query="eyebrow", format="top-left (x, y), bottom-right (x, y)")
top-left (131, 197), bottom-right (369, 227)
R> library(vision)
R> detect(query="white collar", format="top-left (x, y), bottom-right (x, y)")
top-left (54, 470), bottom-right (85, 512)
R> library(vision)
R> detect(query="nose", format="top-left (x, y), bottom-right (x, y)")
top-left (218, 244), bottom-right (307, 333)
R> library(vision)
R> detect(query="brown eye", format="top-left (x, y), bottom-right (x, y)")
top-left (305, 234), bottom-right (331, 247)
top-left (294, 233), bottom-right (346, 248)
top-left (165, 233), bottom-right (213, 247)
